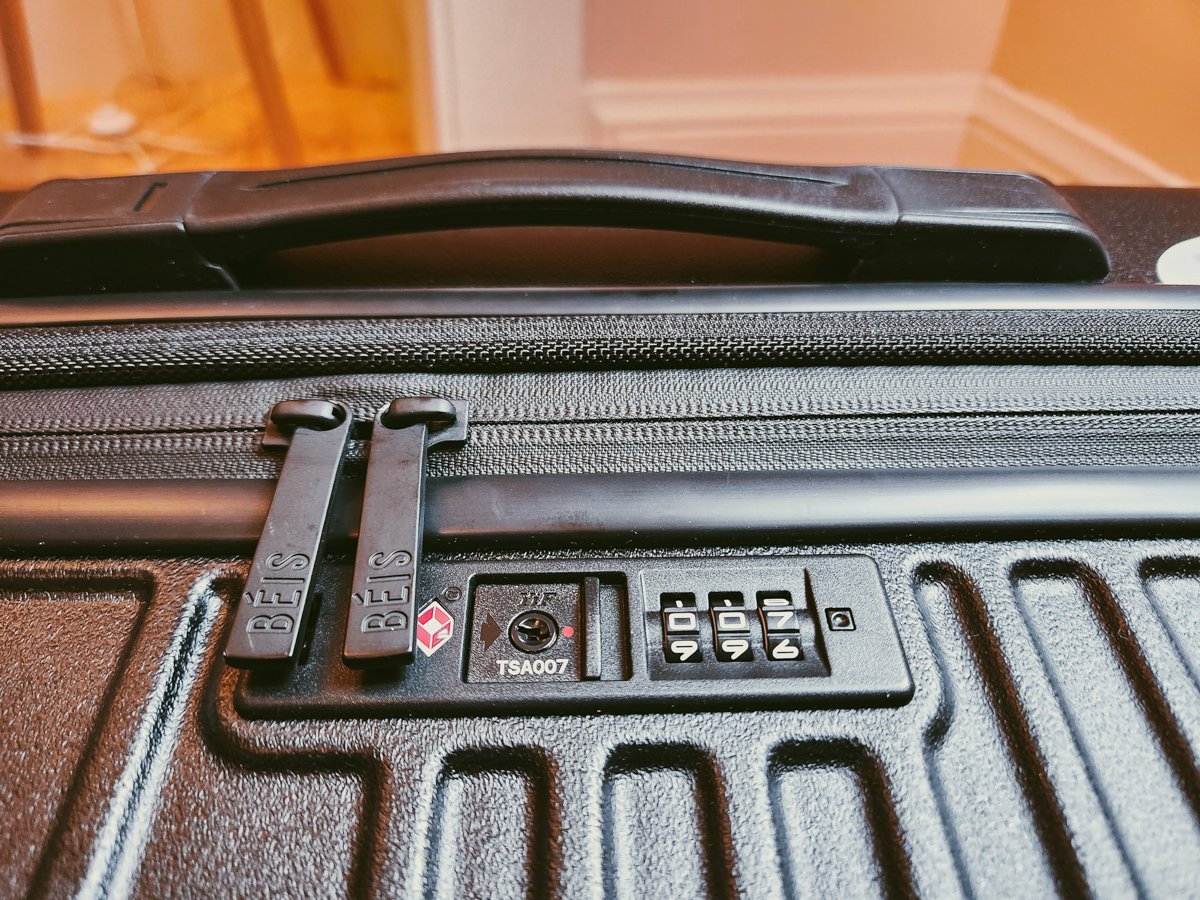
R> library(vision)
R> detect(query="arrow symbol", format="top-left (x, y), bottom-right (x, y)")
top-left (480, 614), bottom-right (502, 650)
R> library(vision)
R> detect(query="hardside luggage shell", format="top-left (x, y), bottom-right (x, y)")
top-left (2, 151), bottom-right (1200, 898)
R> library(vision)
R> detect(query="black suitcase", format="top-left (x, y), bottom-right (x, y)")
top-left (3, 150), bottom-right (1200, 897)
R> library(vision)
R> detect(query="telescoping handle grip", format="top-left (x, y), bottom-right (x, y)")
top-left (0, 149), bottom-right (1109, 297)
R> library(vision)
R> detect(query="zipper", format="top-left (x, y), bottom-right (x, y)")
top-left (216, 388), bottom-right (1200, 671)
top-left (224, 396), bottom-right (470, 669)
top-left (344, 398), bottom-right (467, 666)
top-left (225, 400), bottom-right (352, 666)
top-left (1, 411), bottom-right (1199, 483)
top-left (3, 367), bottom-right (1200, 480)
top-left (4, 366), bottom-right (1200, 436)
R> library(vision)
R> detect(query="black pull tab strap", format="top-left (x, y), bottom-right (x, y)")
top-left (344, 398), bottom-right (469, 667)
top-left (224, 399), bottom-right (352, 667)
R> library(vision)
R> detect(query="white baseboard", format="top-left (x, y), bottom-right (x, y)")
top-left (971, 76), bottom-right (1188, 186)
top-left (586, 72), bottom-right (1188, 186)
top-left (587, 74), bottom-right (980, 167)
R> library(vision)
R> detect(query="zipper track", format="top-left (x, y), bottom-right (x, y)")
top-left (4, 366), bottom-right (1200, 436)
top-left (1, 411), bottom-right (1199, 481)
top-left (2, 366), bottom-right (1200, 481)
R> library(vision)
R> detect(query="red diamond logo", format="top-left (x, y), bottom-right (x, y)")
top-left (416, 600), bottom-right (454, 657)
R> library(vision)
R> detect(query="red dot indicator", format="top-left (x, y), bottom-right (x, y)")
top-left (561, 626), bottom-right (575, 638)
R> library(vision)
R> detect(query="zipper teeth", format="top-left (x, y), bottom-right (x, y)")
top-left (0, 414), bottom-right (263, 437)
top-left (6, 424), bottom-right (264, 440)
top-left (476, 410), bottom-right (1200, 440)
top-left (6, 363), bottom-right (1200, 457)
top-left (0, 432), bottom-right (264, 455)
top-left (9, 397), bottom-right (1200, 438)
top-left (6, 366), bottom-right (1200, 435)
top-left (1, 413), bottom-right (1196, 483)
top-left (3, 410), bottom-right (1199, 453)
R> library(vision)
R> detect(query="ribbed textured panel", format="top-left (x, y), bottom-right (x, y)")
top-left (4, 541), bottom-right (1200, 897)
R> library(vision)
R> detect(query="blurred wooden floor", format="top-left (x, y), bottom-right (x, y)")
top-left (0, 73), bottom-right (419, 189)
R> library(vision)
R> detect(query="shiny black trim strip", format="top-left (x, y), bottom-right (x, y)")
top-left (1, 467), bottom-right (1196, 551)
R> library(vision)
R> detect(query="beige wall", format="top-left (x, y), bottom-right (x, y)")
top-left (584, 0), bottom-right (1010, 79)
top-left (988, 0), bottom-right (1200, 181)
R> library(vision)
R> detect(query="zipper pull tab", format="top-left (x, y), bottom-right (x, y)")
top-left (224, 399), bottom-right (352, 667)
top-left (344, 397), bottom-right (469, 667)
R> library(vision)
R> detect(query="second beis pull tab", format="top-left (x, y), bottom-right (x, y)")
top-left (344, 397), bottom-right (469, 667)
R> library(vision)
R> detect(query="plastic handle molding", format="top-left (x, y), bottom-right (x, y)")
top-left (0, 150), bottom-right (1109, 296)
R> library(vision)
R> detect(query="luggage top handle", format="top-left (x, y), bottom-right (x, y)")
top-left (0, 150), bottom-right (1109, 298)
